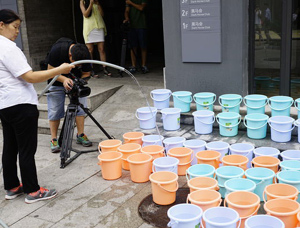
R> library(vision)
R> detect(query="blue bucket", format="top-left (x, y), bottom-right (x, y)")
top-left (206, 141), bottom-right (230, 162)
top-left (163, 137), bottom-right (186, 154)
top-left (224, 178), bottom-right (256, 196)
top-left (280, 160), bottom-right (300, 171)
top-left (255, 76), bottom-right (271, 89)
top-left (218, 94), bottom-right (242, 113)
top-left (277, 170), bottom-right (300, 203)
top-left (193, 92), bottom-right (216, 111)
top-left (142, 135), bottom-right (164, 147)
top-left (229, 143), bottom-right (254, 169)
top-left (216, 112), bottom-right (241, 137)
top-left (253, 147), bottom-right (280, 158)
top-left (135, 107), bottom-right (157, 129)
top-left (281, 149), bottom-right (300, 161)
top-left (192, 110), bottom-right (215, 135)
top-left (268, 116), bottom-right (295, 143)
top-left (161, 108), bottom-right (181, 131)
top-left (167, 203), bottom-right (203, 228)
top-left (245, 215), bottom-right (284, 228)
top-left (296, 119), bottom-right (300, 143)
top-left (295, 98), bottom-right (300, 118)
top-left (245, 167), bottom-right (275, 201)
top-left (203, 207), bottom-right (240, 228)
top-left (244, 114), bottom-right (269, 139)
top-left (172, 91), bottom-right (192, 113)
top-left (152, 157), bottom-right (179, 174)
top-left (243, 94), bottom-right (268, 114)
top-left (268, 96), bottom-right (294, 116)
top-left (183, 139), bottom-right (206, 166)
top-left (150, 89), bottom-right (172, 110)
top-left (186, 164), bottom-right (215, 180)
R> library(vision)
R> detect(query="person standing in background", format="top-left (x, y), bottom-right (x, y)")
top-left (263, 3), bottom-right (272, 44)
top-left (255, 5), bottom-right (263, 43)
top-left (124, 0), bottom-right (149, 74)
top-left (80, 0), bottom-right (112, 77)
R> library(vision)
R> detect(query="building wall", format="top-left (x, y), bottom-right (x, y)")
top-left (162, 0), bottom-right (249, 97)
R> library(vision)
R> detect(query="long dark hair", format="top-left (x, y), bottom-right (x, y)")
top-left (84, 0), bottom-right (92, 17)
top-left (0, 9), bottom-right (21, 24)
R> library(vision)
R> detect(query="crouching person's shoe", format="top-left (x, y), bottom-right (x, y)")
top-left (76, 133), bottom-right (92, 147)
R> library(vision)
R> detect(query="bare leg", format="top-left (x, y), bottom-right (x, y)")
top-left (97, 42), bottom-right (111, 76)
top-left (86, 43), bottom-right (98, 77)
top-left (141, 48), bottom-right (147, 67)
top-left (49, 120), bottom-right (60, 139)
top-left (131, 48), bottom-right (137, 67)
top-left (75, 116), bottom-right (85, 136)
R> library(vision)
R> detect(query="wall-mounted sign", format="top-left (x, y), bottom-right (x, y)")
top-left (180, 0), bottom-right (221, 62)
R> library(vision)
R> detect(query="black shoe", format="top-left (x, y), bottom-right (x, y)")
top-left (128, 66), bottom-right (137, 74)
top-left (141, 66), bottom-right (149, 74)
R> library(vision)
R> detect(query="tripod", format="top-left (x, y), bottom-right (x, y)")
top-left (58, 94), bottom-right (113, 168)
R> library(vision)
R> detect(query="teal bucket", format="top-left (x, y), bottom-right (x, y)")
top-left (295, 98), bottom-right (300, 118)
top-left (245, 167), bottom-right (275, 201)
top-left (216, 112), bottom-right (241, 137)
top-left (172, 91), bottom-right (192, 113)
top-left (243, 94), bottom-right (268, 114)
top-left (243, 113), bottom-right (269, 139)
top-left (280, 160), bottom-right (300, 171)
top-left (268, 116), bottom-right (295, 143)
top-left (150, 89), bottom-right (172, 110)
top-left (277, 170), bottom-right (300, 203)
top-left (254, 76), bottom-right (271, 90)
top-left (218, 94), bottom-right (242, 113)
top-left (186, 164), bottom-right (215, 180)
top-left (224, 178), bottom-right (256, 196)
top-left (193, 92), bottom-right (216, 111)
top-left (268, 96), bottom-right (294, 116)
top-left (202, 207), bottom-right (241, 228)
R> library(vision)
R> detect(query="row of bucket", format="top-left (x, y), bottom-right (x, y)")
top-left (151, 89), bottom-right (300, 117)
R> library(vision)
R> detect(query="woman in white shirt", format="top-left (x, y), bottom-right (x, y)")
top-left (0, 9), bottom-right (74, 204)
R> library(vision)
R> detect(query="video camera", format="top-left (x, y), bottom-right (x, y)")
top-left (67, 72), bottom-right (91, 99)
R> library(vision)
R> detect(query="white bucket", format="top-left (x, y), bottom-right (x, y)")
top-left (135, 107), bottom-right (157, 129)
top-left (295, 119), bottom-right (300, 143)
top-left (268, 116), bottom-right (295, 143)
top-left (142, 135), bottom-right (164, 147)
top-left (281, 150), bottom-right (300, 161)
top-left (253, 147), bottom-right (280, 158)
top-left (163, 137), bottom-right (186, 154)
top-left (229, 143), bottom-right (254, 169)
top-left (183, 139), bottom-right (206, 166)
top-left (153, 157), bottom-right (179, 174)
top-left (202, 207), bottom-right (241, 228)
top-left (245, 215), bottom-right (284, 228)
top-left (161, 108), bottom-right (181, 131)
top-left (151, 89), bottom-right (172, 110)
top-left (206, 141), bottom-right (230, 163)
top-left (192, 110), bottom-right (215, 135)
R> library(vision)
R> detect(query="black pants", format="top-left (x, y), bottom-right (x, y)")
top-left (0, 104), bottom-right (40, 193)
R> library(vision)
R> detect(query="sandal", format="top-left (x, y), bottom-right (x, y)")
top-left (103, 67), bottom-right (112, 77)
top-left (91, 70), bottom-right (100, 78)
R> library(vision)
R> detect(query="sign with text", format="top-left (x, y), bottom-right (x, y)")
top-left (180, 0), bottom-right (221, 62)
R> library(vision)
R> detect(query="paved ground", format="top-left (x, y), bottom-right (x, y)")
top-left (0, 64), bottom-right (300, 228)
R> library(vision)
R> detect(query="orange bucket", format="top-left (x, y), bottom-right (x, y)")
top-left (98, 139), bottom-right (122, 153)
top-left (187, 189), bottom-right (222, 212)
top-left (225, 191), bottom-right (260, 228)
top-left (263, 183), bottom-right (299, 202)
top-left (222, 154), bottom-right (249, 170)
top-left (117, 143), bottom-right (141, 170)
top-left (168, 147), bottom-right (193, 176)
top-left (123, 132), bottom-right (144, 145)
top-left (196, 150), bottom-right (221, 169)
top-left (127, 153), bottom-right (152, 183)
top-left (141, 145), bottom-right (165, 160)
top-left (187, 176), bottom-right (219, 192)
top-left (298, 211), bottom-right (300, 227)
top-left (149, 171), bottom-right (178, 205)
top-left (97, 151), bottom-right (122, 180)
top-left (252, 156), bottom-right (280, 173)
top-left (264, 198), bottom-right (300, 228)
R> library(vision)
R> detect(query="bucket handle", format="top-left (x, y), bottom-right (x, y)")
top-left (150, 91), bottom-right (171, 102)
top-left (240, 204), bottom-right (261, 219)
top-left (98, 145), bottom-right (102, 154)
top-left (201, 218), bottom-right (239, 228)
top-left (218, 97), bottom-right (242, 108)
top-left (195, 115), bottom-right (216, 125)
top-left (152, 163), bottom-right (177, 173)
top-left (135, 110), bottom-right (157, 121)
top-left (268, 119), bottom-right (295, 133)
top-left (167, 220), bottom-right (178, 228)
top-left (157, 181), bottom-right (179, 193)
top-left (186, 171), bottom-right (191, 181)
top-left (193, 94), bottom-right (216, 106)
top-left (243, 118), bottom-right (268, 130)
top-left (243, 97), bottom-right (268, 109)
top-left (178, 153), bottom-right (195, 166)
top-left (216, 116), bottom-right (242, 128)
top-left (267, 99), bottom-right (293, 111)
top-left (173, 95), bottom-right (192, 104)
top-left (295, 100), bottom-right (300, 111)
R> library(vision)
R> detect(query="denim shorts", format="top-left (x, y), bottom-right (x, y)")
top-left (47, 86), bottom-right (87, 121)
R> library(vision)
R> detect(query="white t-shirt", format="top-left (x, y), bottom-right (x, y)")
top-left (0, 35), bottom-right (38, 110)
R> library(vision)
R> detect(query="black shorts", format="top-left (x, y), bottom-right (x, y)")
top-left (128, 28), bottom-right (147, 49)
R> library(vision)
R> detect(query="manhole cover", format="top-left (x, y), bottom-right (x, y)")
top-left (138, 188), bottom-right (189, 228)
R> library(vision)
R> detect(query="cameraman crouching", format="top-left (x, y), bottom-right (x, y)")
top-left (46, 38), bottom-right (93, 153)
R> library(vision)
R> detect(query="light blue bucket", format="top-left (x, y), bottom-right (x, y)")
top-left (135, 107), bottom-right (157, 129)
top-left (294, 98), bottom-right (300, 118)
top-left (186, 164), bottom-right (215, 180)
top-left (229, 143), bottom-right (254, 169)
top-left (193, 92), bottom-right (216, 111)
top-left (142, 135), bottom-right (164, 147)
top-left (268, 116), bottom-right (295, 143)
top-left (295, 119), bottom-right (300, 143)
top-left (163, 137), bottom-right (186, 154)
top-left (206, 141), bottom-right (230, 162)
top-left (280, 160), bottom-right (300, 171)
top-left (183, 139), bottom-right (206, 166)
top-left (161, 108), bottom-right (181, 131)
top-left (172, 91), bottom-right (192, 113)
top-left (245, 167), bottom-right (275, 201)
top-left (167, 203), bottom-right (203, 228)
top-left (280, 149), bottom-right (300, 161)
top-left (277, 170), bottom-right (300, 203)
top-left (245, 214), bottom-right (285, 228)
top-left (218, 94), bottom-right (242, 113)
top-left (152, 157), bottom-right (179, 174)
top-left (253, 147), bottom-right (280, 158)
top-left (268, 96), bottom-right (293, 116)
top-left (150, 89), bottom-right (172, 110)
top-left (216, 112), bottom-right (241, 137)
top-left (244, 113), bottom-right (269, 139)
top-left (202, 207), bottom-right (241, 228)
top-left (192, 110), bottom-right (215, 135)
top-left (243, 94), bottom-right (268, 114)
top-left (224, 178), bottom-right (256, 196)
